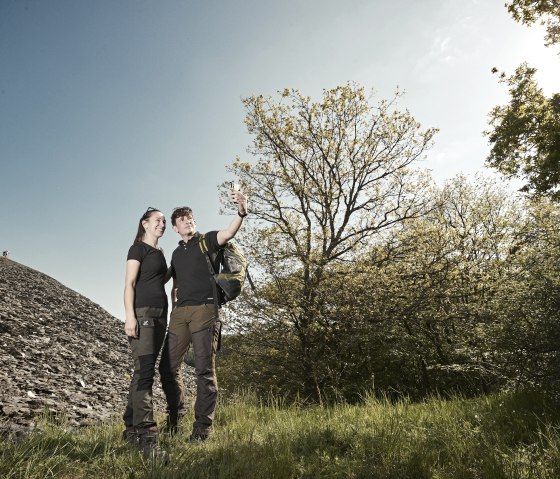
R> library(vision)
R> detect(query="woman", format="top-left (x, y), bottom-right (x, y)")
top-left (123, 207), bottom-right (170, 460)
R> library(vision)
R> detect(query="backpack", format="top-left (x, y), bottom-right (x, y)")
top-left (198, 233), bottom-right (253, 304)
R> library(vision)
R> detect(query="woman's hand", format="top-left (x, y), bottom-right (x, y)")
top-left (124, 315), bottom-right (138, 338)
top-left (124, 259), bottom-right (140, 338)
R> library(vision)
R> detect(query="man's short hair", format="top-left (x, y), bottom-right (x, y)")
top-left (171, 206), bottom-right (193, 226)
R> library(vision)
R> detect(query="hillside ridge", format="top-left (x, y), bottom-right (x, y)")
top-left (0, 258), bottom-right (191, 432)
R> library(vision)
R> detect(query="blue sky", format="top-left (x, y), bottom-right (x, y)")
top-left (1, 0), bottom-right (558, 318)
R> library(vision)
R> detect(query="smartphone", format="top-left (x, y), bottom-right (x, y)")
top-left (230, 182), bottom-right (240, 203)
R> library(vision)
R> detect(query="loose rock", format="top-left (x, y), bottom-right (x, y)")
top-left (0, 259), bottom-right (195, 431)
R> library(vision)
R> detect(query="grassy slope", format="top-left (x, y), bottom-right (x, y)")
top-left (1, 390), bottom-right (560, 479)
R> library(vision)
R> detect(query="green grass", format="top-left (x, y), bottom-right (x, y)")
top-left (2, 390), bottom-right (560, 478)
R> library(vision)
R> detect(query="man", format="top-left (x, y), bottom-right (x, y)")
top-left (160, 186), bottom-right (247, 441)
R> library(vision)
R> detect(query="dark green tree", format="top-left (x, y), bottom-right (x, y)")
top-left (486, 2), bottom-right (560, 198)
top-left (505, 0), bottom-right (560, 46)
top-left (485, 63), bottom-right (560, 199)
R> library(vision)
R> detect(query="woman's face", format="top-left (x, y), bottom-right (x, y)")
top-left (142, 211), bottom-right (166, 239)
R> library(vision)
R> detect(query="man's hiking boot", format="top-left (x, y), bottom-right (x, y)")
top-left (161, 413), bottom-right (181, 436)
top-left (122, 426), bottom-right (137, 445)
top-left (136, 426), bottom-right (169, 463)
top-left (188, 433), bottom-right (209, 443)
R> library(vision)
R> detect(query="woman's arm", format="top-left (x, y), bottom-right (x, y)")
top-left (164, 266), bottom-right (173, 284)
top-left (171, 277), bottom-right (177, 310)
top-left (124, 259), bottom-right (141, 338)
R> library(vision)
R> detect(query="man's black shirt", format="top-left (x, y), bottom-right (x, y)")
top-left (171, 231), bottom-right (220, 306)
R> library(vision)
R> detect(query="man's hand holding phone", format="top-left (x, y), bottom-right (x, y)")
top-left (228, 182), bottom-right (248, 217)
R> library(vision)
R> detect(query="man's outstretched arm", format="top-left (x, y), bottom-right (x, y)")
top-left (217, 188), bottom-right (248, 246)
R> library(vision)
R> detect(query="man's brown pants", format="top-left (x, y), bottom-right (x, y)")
top-left (159, 304), bottom-right (219, 437)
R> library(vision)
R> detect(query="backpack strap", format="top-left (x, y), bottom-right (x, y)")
top-left (246, 269), bottom-right (255, 291)
top-left (198, 235), bottom-right (222, 351)
top-left (198, 233), bottom-right (216, 272)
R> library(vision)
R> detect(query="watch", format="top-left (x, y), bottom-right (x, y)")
top-left (238, 211), bottom-right (248, 218)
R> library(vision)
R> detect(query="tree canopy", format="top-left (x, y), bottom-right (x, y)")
top-left (217, 2), bottom-right (560, 404)
top-left (218, 83), bottom-right (560, 403)
top-left (485, 64), bottom-right (560, 199)
top-left (220, 172), bottom-right (560, 401)
top-left (506, 0), bottom-right (560, 46)
top-left (226, 84), bottom-right (436, 403)
top-left (485, 3), bottom-right (560, 198)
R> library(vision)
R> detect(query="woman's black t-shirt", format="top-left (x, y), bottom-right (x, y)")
top-left (127, 242), bottom-right (168, 309)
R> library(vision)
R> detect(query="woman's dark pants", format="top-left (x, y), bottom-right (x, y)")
top-left (123, 306), bottom-right (167, 428)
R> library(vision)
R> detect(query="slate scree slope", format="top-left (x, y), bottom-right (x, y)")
top-left (0, 259), bottom-right (194, 431)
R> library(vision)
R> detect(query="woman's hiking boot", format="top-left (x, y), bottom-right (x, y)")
top-left (136, 426), bottom-right (169, 463)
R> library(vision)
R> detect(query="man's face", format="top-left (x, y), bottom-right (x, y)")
top-left (173, 214), bottom-right (196, 237)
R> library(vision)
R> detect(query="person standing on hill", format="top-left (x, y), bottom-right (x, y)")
top-left (160, 186), bottom-right (247, 441)
top-left (123, 207), bottom-right (172, 460)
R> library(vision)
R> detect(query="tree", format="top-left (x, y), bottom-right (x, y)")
top-left (489, 198), bottom-right (560, 392)
top-left (505, 0), bottom-right (560, 46)
top-left (485, 63), bottom-right (560, 199)
top-left (220, 174), bottom-right (528, 401)
top-left (486, 2), bottom-right (560, 197)
top-left (362, 175), bottom-right (523, 397)
top-left (227, 84), bottom-right (436, 403)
